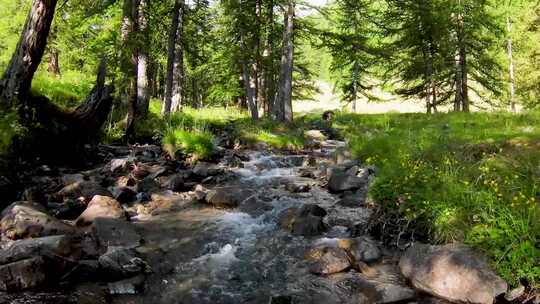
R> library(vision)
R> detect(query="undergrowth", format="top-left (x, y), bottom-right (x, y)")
top-left (334, 111), bottom-right (540, 286)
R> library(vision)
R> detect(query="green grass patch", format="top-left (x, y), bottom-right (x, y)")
top-left (334, 111), bottom-right (540, 286)
top-left (31, 71), bottom-right (94, 109)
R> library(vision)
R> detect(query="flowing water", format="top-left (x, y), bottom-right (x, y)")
top-left (126, 145), bottom-right (378, 304)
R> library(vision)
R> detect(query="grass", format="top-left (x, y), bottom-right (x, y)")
top-left (31, 70), bottom-right (94, 109)
top-left (128, 100), bottom-right (317, 158)
top-left (333, 111), bottom-right (540, 286)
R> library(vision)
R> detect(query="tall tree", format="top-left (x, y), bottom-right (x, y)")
top-left (274, 0), bottom-right (295, 123)
top-left (136, 0), bottom-right (150, 116)
top-left (323, 0), bottom-right (378, 112)
top-left (122, 0), bottom-right (139, 138)
top-left (162, 0), bottom-right (185, 115)
top-left (0, 0), bottom-right (58, 105)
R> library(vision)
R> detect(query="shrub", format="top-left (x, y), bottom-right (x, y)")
top-left (337, 111), bottom-right (540, 286)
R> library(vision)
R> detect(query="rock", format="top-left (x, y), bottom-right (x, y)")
top-left (504, 285), bottom-right (525, 302)
top-left (374, 282), bottom-right (416, 303)
top-left (51, 199), bottom-right (86, 220)
top-left (291, 215), bottom-right (325, 236)
top-left (0, 257), bottom-right (47, 291)
top-left (336, 195), bottom-right (365, 208)
top-left (307, 247), bottom-right (352, 275)
top-left (193, 162), bottom-right (222, 178)
top-left (107, 274), bottom-right (145, 295)
top-left (238, 196), bottom-right (272, 217)
top-left (56, 181), bottom-right (112, 203)
top-left (163, 173), bottom-right (191, 192)
top-left (286, 183), bottom-right (311, 193)
top-left (98, 247), bottom-right (148, 280)
top-left (92, 218), bottom-right (141, 254)
top-left (76, 195), bottom-right (126, 226)
top-left (269, 295), bottom-right (294, 304)
top-left (341, 236), bottom-right (382, 264)
top-left (279, 205), bottom-right (327, 237)
top-left (298, 204), bottom-right (327, 217)
top-left (205, 187), bottom-right (254, 208)
top-left (108, 157), bottom-right (135, 174)
top-left (116, 176), bottom-right (137, 188)
top-left (298, 168), bottom-right (316, 178)
top-left (21, 187), bottom-right (47, 205)
top-left (328, 171), bottom-right (366, 193)
top-left (0, 202), bottom-right (76, 240)
top-left (136, 176), bottom-right (160, 194)
top-left (0, 235), bottom-right (80, 265)
top-left (194, 184), bottom-right (207, 201)
top-left (61, 173), bottom-right (86, 186)
top-left (399, 243), bottom-right (508, 304)
top-left (111, 187), bottom-right (137, 204)
top-left (305, 130), bottom-right (328, 141)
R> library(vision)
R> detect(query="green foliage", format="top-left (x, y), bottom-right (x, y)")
top-left (337, 111), bottom-right (540, 285)
top-left (0, 110), bottom-right (24, 155)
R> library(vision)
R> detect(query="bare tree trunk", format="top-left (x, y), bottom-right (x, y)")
top-left (136, 0), bottom-right (150, 117)
top-left (507, 16), bottom-right (516, 112)
top-left (0, 0), bottom-right (58, 106)
top-left (255, 0), bottom-right (264, 115)
top-left (264, 0), bottom-right (275, 117)
top-left (423, 37), bottom-right (435, 114)
top-left (352, 59), bottom-right (359, 113)
top-left (170, 0), bottom-right (185, 113)
top-left (122, 0), bottom-right (139, 139)
top-left (274, 1), bottom-right (294, 123)
top-left (242, 60), bottom-right (259, 120)
top-left (162, 0), bottom-right (184, 115)
top-left (455, 1), bottom-right (469, 112)
top-left (454, 50), bottom-right (462, 112)
top-left (47, 49), bottom-right (61, 77)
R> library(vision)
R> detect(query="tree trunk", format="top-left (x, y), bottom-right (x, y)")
top-left (136, 0), bottom-right (150, 117)
top-left (507, 16), bottom-right (516, 112)
top-left (455, 1), bottom-right (469, 112)
top-left (47, 49), bottom-right (61, 77)
top-left (264, 0), bottom-right (275, 117)
top-left (170, 0), bottom-right (185, 113)
top-left (352, 59), bottom-right (359, 113)
top-left (0, 0), bottom-right (58, 106)
top-left (242, 59), bottom-right (259, 120)
top-left (122, 0), bottom-right (139, 139)
top-left (162, 0), bottom-right (181, 115)
top-left (255, 0), bottom-right (263, 115)
top-left (163, 0), bottom-right (185, 115)
top-left (274, 1), bottom-right (294, 123)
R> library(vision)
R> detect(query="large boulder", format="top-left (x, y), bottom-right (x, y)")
top-left (92, 218), bottom-right (141, 254)
top-left (76, 195), bottom-right (126, 226)
top-left (399, 243), bottom-right (507, 304)
top-left (193, 162), bottom-right (222, 178)
top-left (279, 204), bottom-right (327, 237)
top-left (0, 257), bottom-right (47, 291)
top-left (98, 247), bottom-right (148, 280)
top-left (328, 171), bottom-right (366, 193)
top-left (307, 246), bottom-right (352, 275)
top-left (0, 235), bottom-right (81, 291)
top-left (0, 202), bottom-right (76, 240)
top-left (205, 187), bottom-right (254, 208)
top-left (0, 235), bottom-right (81, 265)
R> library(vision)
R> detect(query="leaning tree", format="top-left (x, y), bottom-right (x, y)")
top-left (0, 0), bottom-right (113, 143)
